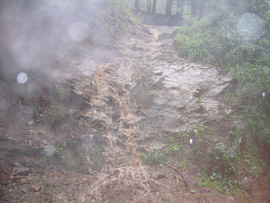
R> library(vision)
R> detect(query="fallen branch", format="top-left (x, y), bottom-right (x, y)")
top-left (166, 163), bottom-right (193, 193)
top-left (243, 164), bottom-right (253, 179)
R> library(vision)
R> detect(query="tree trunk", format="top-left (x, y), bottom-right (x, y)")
top-left (191, 0), bottom-right (205, 19)
top-left (190, 0), bottom-right (196, 17)
top-left (134, 0), bottom-right (139, 10)
top-left (176, 0), bottom-right (184, 19)
top-left (147, 0), bottom-right (151, 13)
top-left (255, 0), bottom-right (260, 13)
top-left (152, 0), bottom-right (157, 14)
top-left (166, 0), bottom-right (173, 16)
top-left (198, 0), bottom-right (205, 18)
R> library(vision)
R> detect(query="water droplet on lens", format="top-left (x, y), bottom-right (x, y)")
top-left (69, 21), bottom-right (89, 41)
top-left (237, 13), bottom-right (266, 41)
top-left (17, 72), bottom-right (28, 84)
top-left (43, 145), bottom-right (55, 157)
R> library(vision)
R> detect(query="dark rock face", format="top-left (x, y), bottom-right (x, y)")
top-left (139, 63), bottom-right (231, 131)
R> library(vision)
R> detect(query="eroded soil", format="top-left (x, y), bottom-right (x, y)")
top-left (0, 25), bottom-right (270, 202)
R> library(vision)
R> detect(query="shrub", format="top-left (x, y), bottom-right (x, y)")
top-left (173, 13), bottom-right (270, 146)
top-left (140, 150), bottom-right (167, 167)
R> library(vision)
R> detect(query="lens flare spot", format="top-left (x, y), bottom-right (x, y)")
top-left (69, 21), bottom-right (89, 41)
top-left (43, 145), bottom-right (55, 157)
top-left (237, 13), bottom-right (266, 41)
top-left (17, 72), bottom-right (28, 84)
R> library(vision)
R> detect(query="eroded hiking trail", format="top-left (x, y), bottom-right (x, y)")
top-left (1, 26), bottom-right (270, 202)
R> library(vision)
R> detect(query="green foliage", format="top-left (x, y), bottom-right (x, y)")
top-left (173, 7), bottom-right (270, 147)
top-left (154, 54), bottom-right (175, 62)
top-left (140, 149), bottom-right (167, 167)
top-left (139, 122), bottom-right (268, 194)
top-left (193, 123), bottom-right (266, 193)
top-left (48, 100), bottom-right (66, 127)
top-left (47, 86), bottom-right (70, 128)
top-left (242, 143), bottom-right (265, 177)
top-left (241, 105), bottom-right (270, 144)
top-left (106, 0), bottom-right (139, 36)
top-left (55, 140), bottom-right (68, 154)
top-left (139, 130), bottom-right (189, 167)
top-left (224, 63), bottom-right (270, 145)
top-left (174, 32), bottom-right (215, 62)
top-left (198, 173), bottom-right (241, 195)
top-left (173, 14), bottom-right (240, 66)
top-left (206, 143), bottom-right (239, 177)
top-left (190, 124), bottom-right (243, 193)
top-left (190, 124), bottom-right (240, 180)
top-left (173, 12), bottom-right (270, 69)
top-left (140, 124), bottom-right (244, 194)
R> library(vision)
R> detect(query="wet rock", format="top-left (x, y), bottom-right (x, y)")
top-left (27, 120), bottom-right (34, 126)
top-left (30, 184), bottom-right (41, 192)
top-left (225, 109), bottom-right (233, 116)
top-left (20, 178), bottom-right (28, 184)
top-left (139, 63), bottom-right (232, 131)
top-left (28, 140), bottom-right (33, 146)
top-left (12, 164), bottom-right (31, 177)
top-left (21, 187), bottom-right (28, 193)
top-left (26, 174), bottom-right (33, 181)
top-left (41, 139), bottom-right (48, 145)
top-left (151, 172), bottom-right (167, 179)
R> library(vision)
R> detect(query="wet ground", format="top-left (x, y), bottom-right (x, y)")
top-left (0, 25), bottom-right (270, 202)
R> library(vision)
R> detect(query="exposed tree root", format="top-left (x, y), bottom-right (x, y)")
top-left (166, 162), bottom-right (194, 193)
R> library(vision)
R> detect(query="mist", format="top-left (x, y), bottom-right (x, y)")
top-left (0, 0), bottom-right (108, 85)
top-left (1, 0), bottom-right (270, 202)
